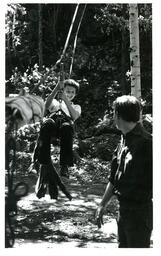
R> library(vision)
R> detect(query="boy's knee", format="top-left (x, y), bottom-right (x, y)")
top-left (61, 122), bottom-right (72, 130)
top-left (61, 122), bottom-right (73, 135)
top-left (43, 118), bottom-right (55, 126)
top-left (41, 118), bottom-right (55, 130)
top-left (40, 118), bottom-right (56, 137)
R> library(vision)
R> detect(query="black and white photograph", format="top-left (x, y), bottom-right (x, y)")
top-left (2, 0), bottom-right (160, 253)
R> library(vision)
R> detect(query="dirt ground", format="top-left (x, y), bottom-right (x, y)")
top-left (10, 161), bottom-right (119, 249)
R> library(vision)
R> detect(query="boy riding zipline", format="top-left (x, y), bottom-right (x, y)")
top-left (29, 2), bottom-right (85, 199)
top-left (32, 77), bottom-right (81, 199)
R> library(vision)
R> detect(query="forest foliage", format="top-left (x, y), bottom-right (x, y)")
top-left (5, 4), bottom-right (153, 248)
top-left (5, 3), bottom-right (152, 134)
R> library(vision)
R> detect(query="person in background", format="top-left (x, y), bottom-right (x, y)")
top-left (95, 95), bottom-right (152, 248)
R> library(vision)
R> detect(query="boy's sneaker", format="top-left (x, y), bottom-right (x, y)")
top-left (60, 166), bottom-right (69, 179)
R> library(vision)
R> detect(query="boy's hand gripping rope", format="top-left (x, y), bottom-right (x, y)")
top-left (57, 62), bottom-right (64, 103)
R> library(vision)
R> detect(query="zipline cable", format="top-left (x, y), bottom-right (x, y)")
top-left (56, 3), bottom-right (80, 65)
top-left (31, 4), bottom-right (83, 94)
top-left (31, 4), bottom-right (80, 94)
top-left (69, 4), bottom-right (86, 77)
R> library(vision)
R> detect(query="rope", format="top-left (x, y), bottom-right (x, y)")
top-left (31, 4), bottom-right (80, 94)
top-left (58, 62), bottom-right (64, 107)
top-left (56, 4), bottom-right (80, 66)
top-left (69, 4), bottom-right (87, 77)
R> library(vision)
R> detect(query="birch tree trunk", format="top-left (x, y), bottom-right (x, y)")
top-left (129, 4), bottom-right (141, 99)
top-left (121, 28), bottom-right (127, 94)
top-left (38, 4), bottom-right (43, 70)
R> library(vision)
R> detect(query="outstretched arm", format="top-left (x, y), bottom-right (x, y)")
top-left (95, 181), bottom-right (114, 228)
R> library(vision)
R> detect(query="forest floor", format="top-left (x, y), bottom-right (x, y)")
top-left (9, 153), bottom-right (119, 249)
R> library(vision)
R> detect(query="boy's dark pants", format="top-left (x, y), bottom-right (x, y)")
top-left (117, 202), bottom-right (153, 248)
top-left (36, 117), bottom-right (74, 166)
top-left (35, 160), bottom-right (72, 200)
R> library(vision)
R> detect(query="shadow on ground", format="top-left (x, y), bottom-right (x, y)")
top-left (13, 170), bottom-right (118, 248)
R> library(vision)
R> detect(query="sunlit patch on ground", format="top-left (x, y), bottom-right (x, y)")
top-left (14, 175), bottom-right (118, 248)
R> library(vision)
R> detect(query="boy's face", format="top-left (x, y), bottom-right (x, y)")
top-left (64, 85), bottom-right (76, 101)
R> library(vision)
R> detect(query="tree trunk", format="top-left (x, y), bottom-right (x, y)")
top-left (120, 29), bottom-right (127, 94)
top-left (129, 4), bottom-right (141, 99)
top-left (52, 5), bottom-right (59, 52)
top-left (38, 4), bottom-right (43, 70)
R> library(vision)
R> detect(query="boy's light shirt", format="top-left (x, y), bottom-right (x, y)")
top-left (48, 98), bottom-right (81, 118)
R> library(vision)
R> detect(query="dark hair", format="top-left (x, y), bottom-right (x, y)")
top-left (113, 95), bottom-right (141, 122)
top-left (64, 79), bottom-right (80, 94)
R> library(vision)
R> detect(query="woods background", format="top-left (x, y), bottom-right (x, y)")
top-left (3, 3), bottom-right (154, 248)
top-left (5, 3), bottom-right (152, 136)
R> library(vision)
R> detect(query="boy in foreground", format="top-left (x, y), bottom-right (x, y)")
top-left (95, 95), bottom-right (152, 248)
